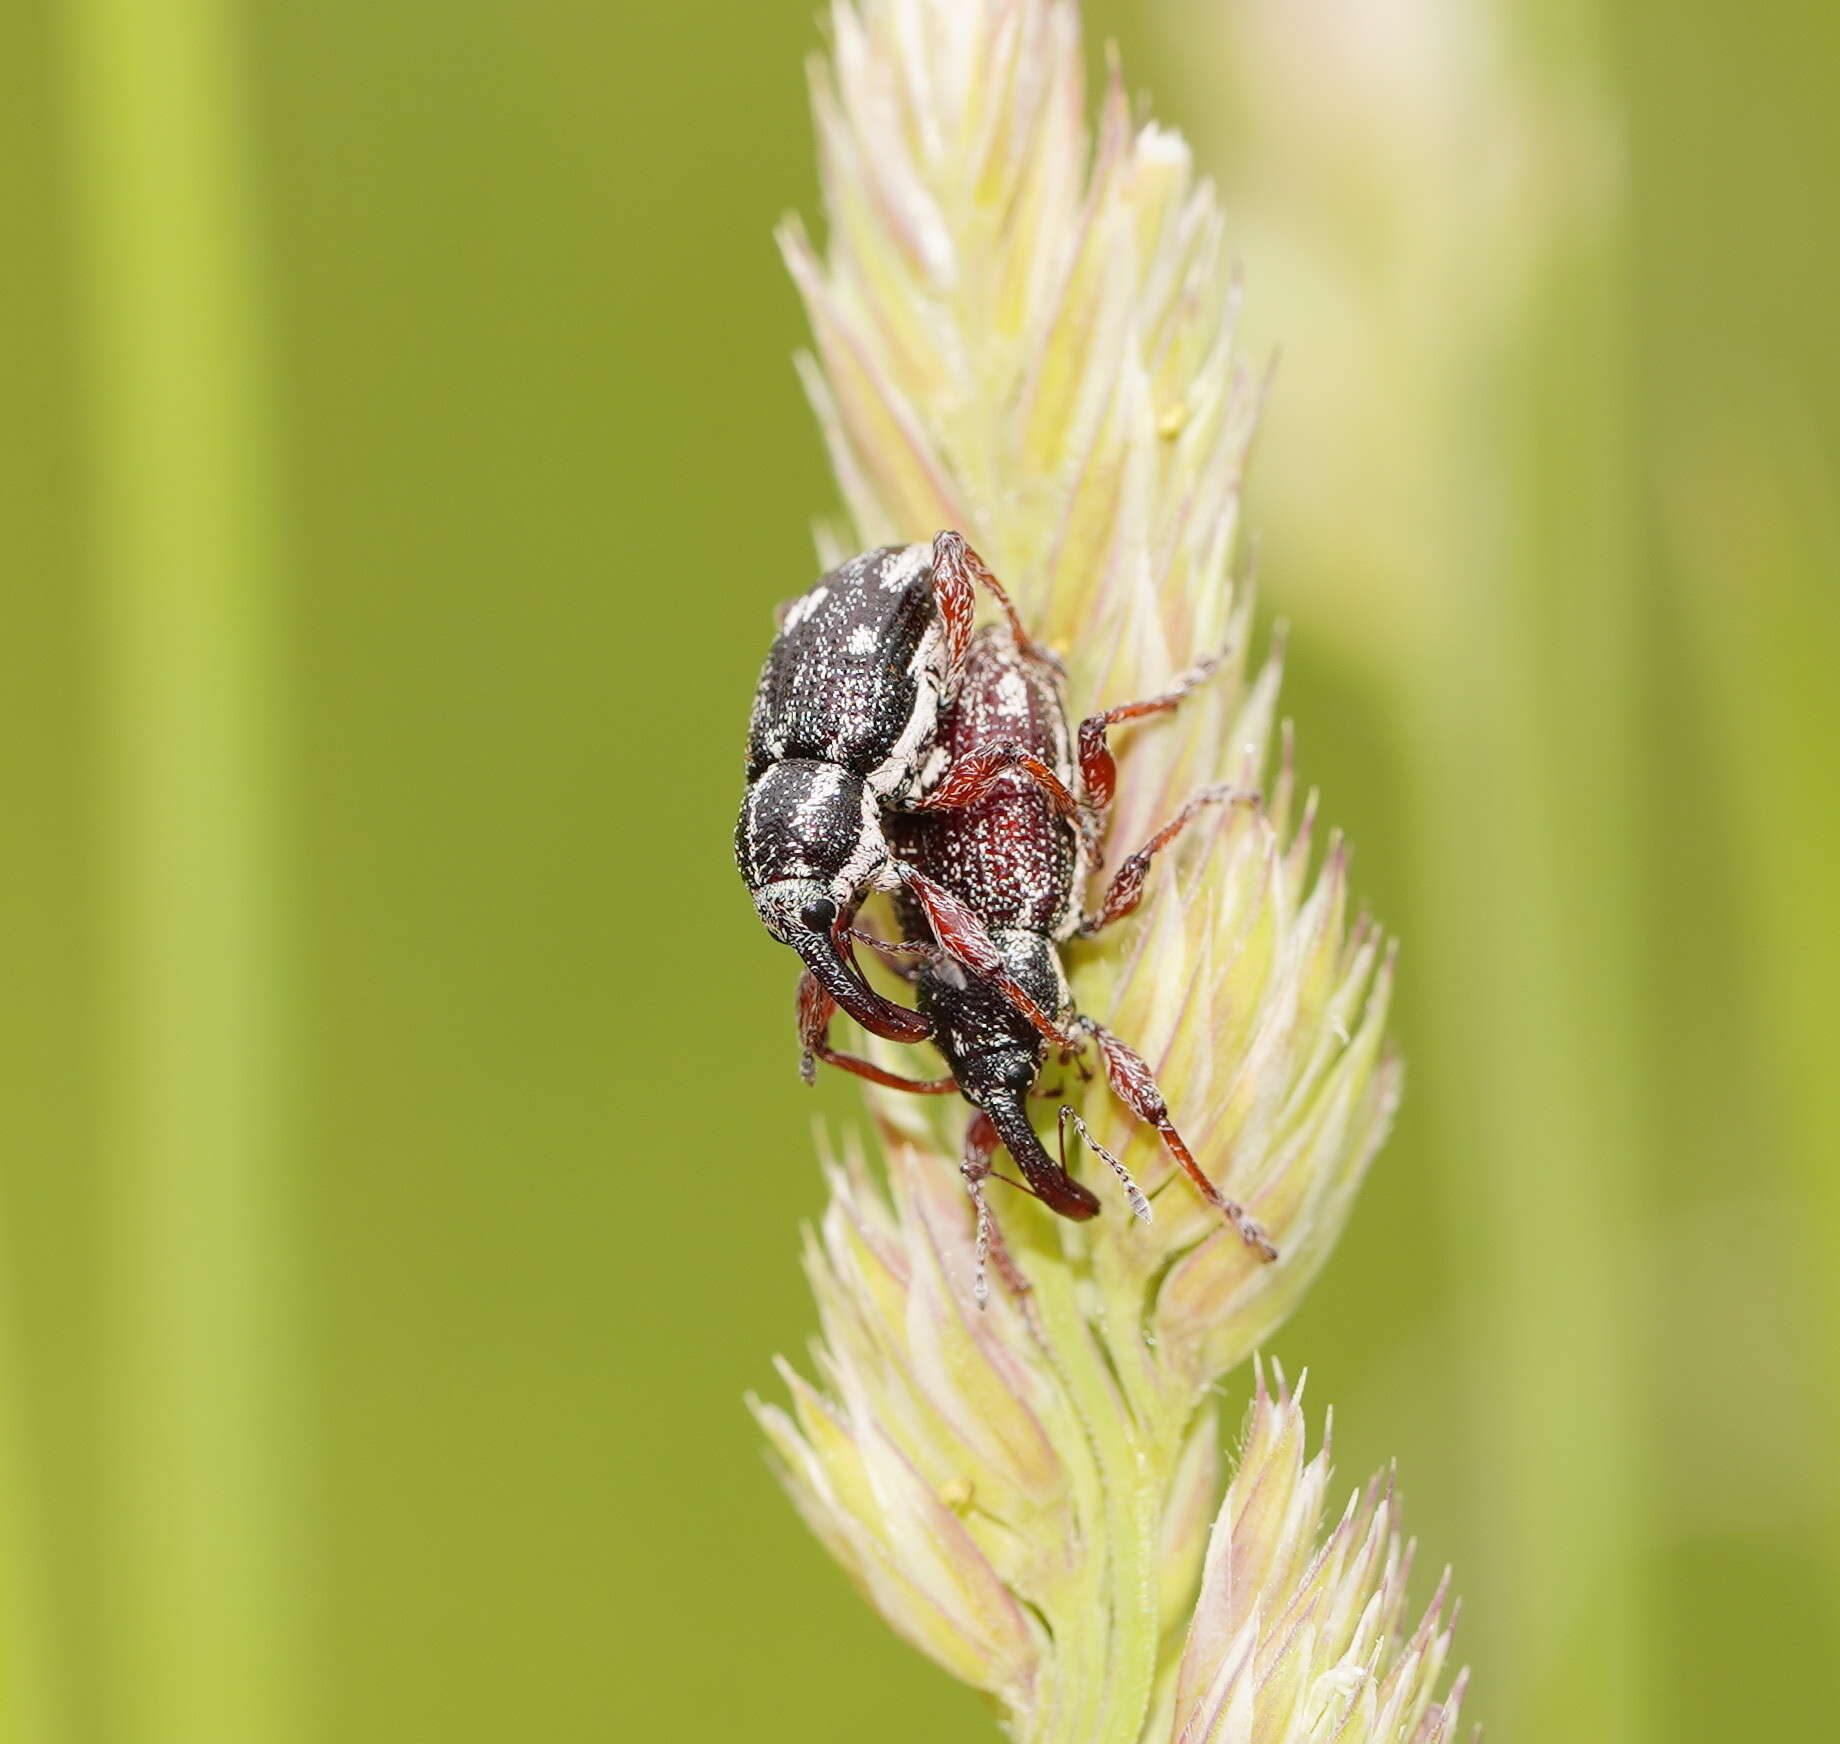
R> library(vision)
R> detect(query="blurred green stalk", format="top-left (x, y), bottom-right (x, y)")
top-left (62, 2), bottom-right (303, 1741)
top-left (1149, 0), bottom-right (1657, 1728)
top-left (1418, 151), bottom-right (1656, 1744)
top-left (0, 1314), bottom-right (51, 1744)
top-left (1660, 371), bottom-right (1840, 1621)
top-left (1427, 10), bottom-right (1653, 1730)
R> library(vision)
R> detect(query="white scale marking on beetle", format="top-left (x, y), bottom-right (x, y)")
top-left (793, 762), bottom-right (846, 829)
top-left (866, 619), bottom-right (946, 798)
top-left (835, 781), bottom-right (890, 900)
top-left (782, 585), bottom-right (828, 631)
top-left (880, 541), bottom-right (930, 591)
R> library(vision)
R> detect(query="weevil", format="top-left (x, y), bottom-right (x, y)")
top-left (799, 621), bottom-right (1277, 1282)
top-left (738, 532), bottom-right (1080, 1042)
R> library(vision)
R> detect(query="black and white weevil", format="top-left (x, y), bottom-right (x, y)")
top-left (799, 621), bottom-right (1278, 1284)
top-left (737, 532), bottom-right (1080, 1043)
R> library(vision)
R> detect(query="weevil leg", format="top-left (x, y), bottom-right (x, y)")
top-left (914, 740), bottom-right (1081, 816)
top-left (1079, 1017), bottom-right (1277, 1260)
top-left (893, 864), bottom-right (1085, 1053)
top-left (796, 971), bottom-right (958, 1094)
top-left (961, 1113), bottom-right (1036, 1308)
top-left (930, 531), bottom-right (1046, 669)
top-left (1078, 783), bottom-right (1261, 935)
top-left (1076, 644), bottom-right (1233, 814)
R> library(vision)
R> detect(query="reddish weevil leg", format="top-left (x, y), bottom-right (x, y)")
top-left (916, 741), bottom-right (1081, 816)
top-left (1082, 1018), bottom-right (1277, 1260)
top-left (1079, 783), bottom-right (1261, 935)
top-left (796, 971), bottom-right (958, 1094)
top-left (1076, 644), bottom-right (1232, 812)
top-left (960, 1112), bottom-right (1034, 1308)
top-left (930, 531), bottom-right (1045, 665)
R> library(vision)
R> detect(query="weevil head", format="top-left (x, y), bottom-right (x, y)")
top-left (919, 930), bottom-right (1066, 1064)
top-left (915, 931), bottom-right (1098, 1220)
top-left (918, 931), bottom-right (1058, 1102)
top-left (737, 761), bottom-right (931, 1043)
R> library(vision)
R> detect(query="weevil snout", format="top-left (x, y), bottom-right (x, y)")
top-left (984, 1096), bottom-right (1102, 1221)
top-left (737, 760), bottom-right (927, 1040)
top-left (750, 876), bottom-right (932, 1045)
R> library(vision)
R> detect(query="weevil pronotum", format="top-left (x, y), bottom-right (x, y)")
top-left (799, 619), bottom-right (1278, 1298)
top-left (737, 532), bottom-right (1081, 1043)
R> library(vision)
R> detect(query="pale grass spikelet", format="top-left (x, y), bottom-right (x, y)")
top-left (1166, 1368), bottom-right (1469, 1744)
top-left (752, 3), bottom-right (1466, 1740)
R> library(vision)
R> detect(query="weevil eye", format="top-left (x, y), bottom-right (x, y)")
top-left (800, 896), bottom-right (839, 935)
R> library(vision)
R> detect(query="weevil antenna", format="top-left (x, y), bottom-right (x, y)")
top-left (1059, 1106), bottom-right (1151, 1223)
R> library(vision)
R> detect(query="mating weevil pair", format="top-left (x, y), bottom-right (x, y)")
top-left (736, 531), bottom-right (1277, 1287)
top-left (736, 532), bottom-right (1067, 1039)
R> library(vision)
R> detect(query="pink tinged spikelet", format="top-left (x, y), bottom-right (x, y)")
top-left (755, 4), bottom-right (1470, 1740)
top-left (1163, 1371), bottom-right (1469, 1744)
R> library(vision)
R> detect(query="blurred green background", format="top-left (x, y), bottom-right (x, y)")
top-left (2, 0), bottom-right (1835, 1738)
